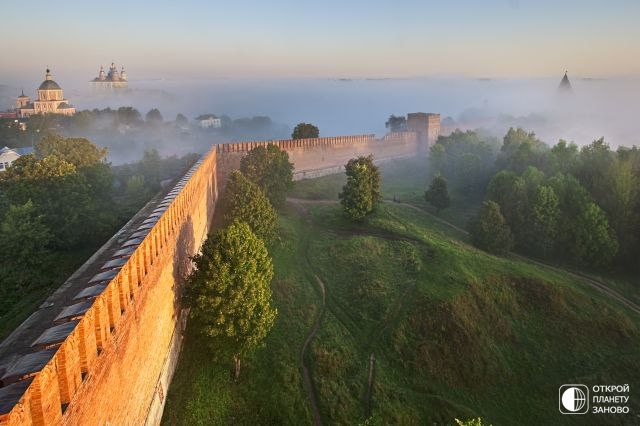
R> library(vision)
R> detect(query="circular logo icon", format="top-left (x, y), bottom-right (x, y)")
top-left (561, 387), bottom-right (587, 412)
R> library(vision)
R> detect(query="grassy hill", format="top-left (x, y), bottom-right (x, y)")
top-left (162, 159), bottom-right (640, 425)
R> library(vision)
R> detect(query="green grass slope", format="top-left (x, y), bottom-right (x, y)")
top-left (163, 160), bottom-right (640, 425)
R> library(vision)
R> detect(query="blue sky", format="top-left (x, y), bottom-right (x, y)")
top-left (2, 0), bottom-right (639, 80)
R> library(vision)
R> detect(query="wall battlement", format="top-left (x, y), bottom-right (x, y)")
top-left (216, 131), bottom-right (421, 182)
top-left (0, 148), bottom-right (218, 425)
top-left (0, 119), bottom-right (437, 425)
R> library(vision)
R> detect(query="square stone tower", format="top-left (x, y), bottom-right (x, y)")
top-left (407, 112), bottom-right (440, 149)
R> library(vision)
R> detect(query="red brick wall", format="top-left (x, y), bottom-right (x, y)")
top-left (0, 130), bottom-right (424, 425)
top-left (0, 148), bottom-right (218, 426)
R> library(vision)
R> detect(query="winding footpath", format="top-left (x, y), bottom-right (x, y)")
top-left (299, 275), bottom-right (326, 426)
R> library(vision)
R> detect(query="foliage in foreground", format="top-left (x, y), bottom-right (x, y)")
top-left (186, 221), bottom-right (277, 379)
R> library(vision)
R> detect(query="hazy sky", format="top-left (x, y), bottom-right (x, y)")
top-left (2, 0), bottom-right (639, 81)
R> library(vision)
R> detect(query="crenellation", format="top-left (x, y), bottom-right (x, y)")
top-left (0, 125), bottom-right (441, 424)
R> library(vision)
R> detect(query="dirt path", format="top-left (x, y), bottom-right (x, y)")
top-left (299, 274), bottom-right (327, 426)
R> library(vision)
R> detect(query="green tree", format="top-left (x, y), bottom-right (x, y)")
top-left (240, 144), bottom-right (294, 207)
top-left (222, 171), bottom-right (278, 243)
top-left (36, 134), bottom-right (108, 168)
top-left (291, 122), bottom-right (319, 139)
top-left (123, 175), bottom-right (149, 212)
top-left (175, 113), bottom-right (188, 127)
top-left (527, 185), bottom-right (560, 258)
top-left (0, 201), bottom-right (52, 299)
top-left (186, 221), bottom-right (276, 380)
top-left (0, 155), bottom-right (90, 247)
top-left (497, 127), bottom-right (548, 174)
top-left (385, 115), bottom-right (406, 132)
top-left (548, 139), bottom-right (580, 175)
top-left (339, 155), bottom-right (382, 221)
top-left (116, 106), bottom-right (142, 126)
top-left (429, 143), bottom-right (446, 175)
top-left (425, 174), bottom-right (450, 214)
top-left (139, 149), bottom-right (163, 190)
top-left (468, 201), bottom-right (514, 255)
top-left (145, 108), bottom-right (164, 124)
top-left (571, 202), bottom-right (618, 266)
top-left (34, 133), bottom-right (115, 242)
top-left (486, 170), bottom-right (527, 244)
top-left (598, 159), bottom-right (638, 259)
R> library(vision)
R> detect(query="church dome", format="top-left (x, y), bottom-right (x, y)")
top-left (38, 68), bottom-right (62, 91)
top-left (39, 80), bottom-right (61, 90)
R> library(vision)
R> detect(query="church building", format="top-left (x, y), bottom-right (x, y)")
top-left (16, 69), bottom-right (76, 118)
top-left (90, 62), bottom-right (128, 89)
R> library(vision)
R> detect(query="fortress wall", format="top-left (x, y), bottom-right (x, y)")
top-left (0, 129), bottom-right (425, 426)
top-left (216, 131), bottom-right (420, 182)
top-left (0, 148), bottom-right (218, 426)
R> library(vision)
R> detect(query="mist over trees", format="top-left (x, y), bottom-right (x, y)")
top-left (0, 133), bottom-right (198, 321)
top-left (462, 126), bottom-right (638, 270)
top-left (0, 107), bottom-right (290, 165)
top-left (385, 115), bottom-right (407, 132)
top-left (425, 174), bottom-right (451, 214)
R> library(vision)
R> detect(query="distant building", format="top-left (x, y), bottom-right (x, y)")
top-left (91, 62), bottom-right (128, 89)
top-left (0, 146), bottom-right (33, 172)
top-left (558, 71), bottom-right (573, 93)
top-left (406, 112), bottom-right (440, 147)
top-left (0, 111), bottom-right (18, 119)
top-left (16, 69), bottom-right (76, 118)
top-left (196, 114), bottom-right (221, 129)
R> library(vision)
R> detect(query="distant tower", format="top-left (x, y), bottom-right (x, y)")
top-left (16, 89), bottom-right (29, 108)
top-left (406, 112), bottom-right (441, 150)
top-left (90, 62), bottom-right (128, 89)
top-left (558, 70), bottom-right (573, 93)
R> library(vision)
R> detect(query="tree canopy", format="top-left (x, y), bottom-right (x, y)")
top-left (36, 134), bottom-right (108, 168)
top-left (145, 108), bottom-right (164, 123)
top-left (468, 201), bottom-right (514, 255)
top-left (385, 115), bottom-right (406, 132)
top-left (240, 144), bottom-right (294, 207)
top-left (291, 122), bottom-right (319, 139)
top-left (222, 170), bottom-right (278, 243)
top-left (186, 221), bottom-right (276, 379)
top-left (339, 155), bottom-right (382, 221)
top-left (425, 174), bottom-right (450, 214)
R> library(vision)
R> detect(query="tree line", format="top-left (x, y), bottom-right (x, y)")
top-left (185, 144), bottom-right (293, 379)
top-left (0, 133), bottom-right (198, 320)
top-left (428, 127), bottom-right (639, 271)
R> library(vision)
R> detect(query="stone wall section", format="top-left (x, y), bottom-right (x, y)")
top-left (0, 128), bottom-right (431, 425)
top-left (216, 131), bottom-right (420, 182)
top-left (0, 148), bottom-right (218, 425)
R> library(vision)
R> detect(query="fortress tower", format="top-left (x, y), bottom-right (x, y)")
top-left (558, 71), bottom-right (573, 94)
top-left (406, 112), bottom-right (440, 148)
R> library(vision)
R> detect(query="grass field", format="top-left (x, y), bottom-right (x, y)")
top-left (163, 159), bottom-right (640, 425)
